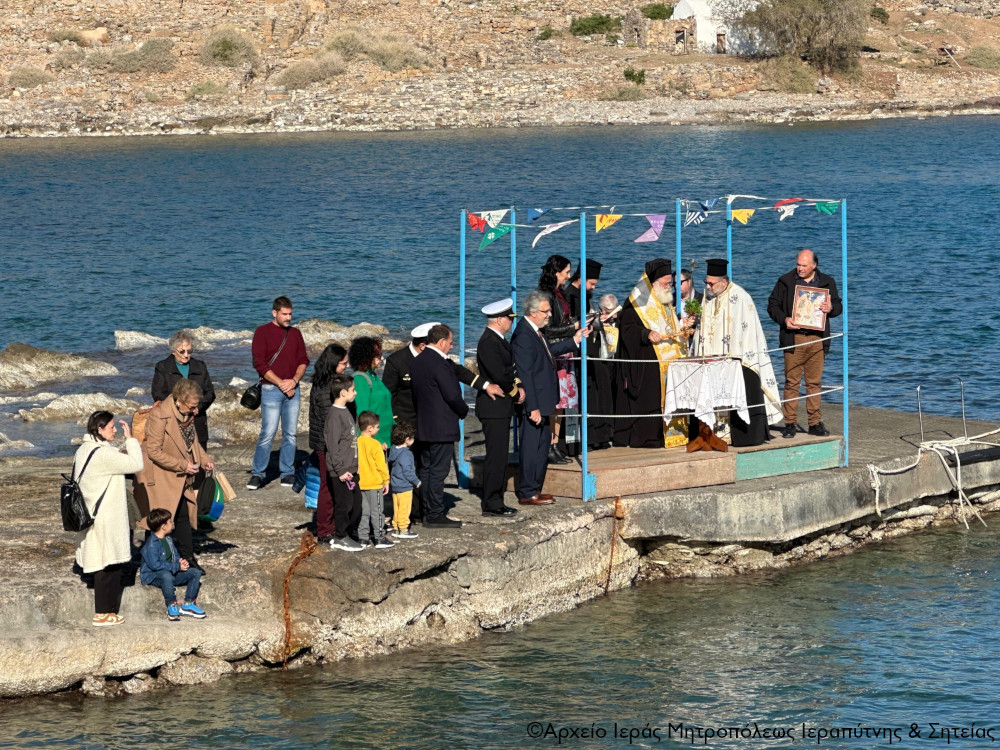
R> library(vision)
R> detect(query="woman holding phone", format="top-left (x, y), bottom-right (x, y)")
top-left (136, 379), bottom-right (214, 571)
top-left (74, 410), bottom-right (144, 626)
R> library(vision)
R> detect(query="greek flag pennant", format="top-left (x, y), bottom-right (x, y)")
top-left (815, 201), bottom-right (840, 215)
top-left (684, 210), bottom-right (707, 227)
top-left (531, 220), bottom-right (575, 248)
top-left (731, 208), bottom-right (755, 225)
top-left (527, 208), bottom-right (550, 222)
top-left (467, 213), bottom-right (488, 232)
top-left (478, 223), bottom-right (513, 251)
top-left (635, 214), bottom-right (666, 242)
top-left (595, 214), bottom-right (622, 233)
top-left (774, 198), bottom-right (803, 222)
top-left (480, 209), bottom-right (509, 228)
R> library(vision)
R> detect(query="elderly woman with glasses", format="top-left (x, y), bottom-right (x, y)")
top-left (137, 379), bottom-right (214, 571)
top-left (152, 330), bottom-right (216, 449)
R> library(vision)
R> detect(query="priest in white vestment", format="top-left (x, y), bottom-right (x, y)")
top-left (695, 258), bottom-right (782, 445)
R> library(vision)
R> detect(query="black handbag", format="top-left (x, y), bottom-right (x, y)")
top-left (241, 329), bottom-right (290, 410)
top-left (60, 447), bottom-right (112, 532)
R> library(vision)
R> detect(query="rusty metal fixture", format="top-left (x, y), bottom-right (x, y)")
top-left (281, 531), bottom-right (318, 670)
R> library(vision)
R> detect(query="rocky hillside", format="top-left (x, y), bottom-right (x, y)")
top-left (0, 0), bottom-right (999, 136)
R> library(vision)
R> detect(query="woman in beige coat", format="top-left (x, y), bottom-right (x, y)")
top-left (137, 379), bottom-right (213, 569)
top-left (74, 411), bottom-right (144, 627)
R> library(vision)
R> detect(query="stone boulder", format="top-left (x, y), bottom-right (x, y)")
top-left (0, 343), bottom-right (118, 390)
top-left (114, 330), bottom-right (169, 351)
top-left (18, 393), bottom-right (146, 423)
top-left (157, 654), bottom-right (234, 686)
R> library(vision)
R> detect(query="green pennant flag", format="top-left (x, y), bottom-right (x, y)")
top-left (815, 201), bottom-right (840, 215)
top-left (478, 223), bottom-right (513, 250)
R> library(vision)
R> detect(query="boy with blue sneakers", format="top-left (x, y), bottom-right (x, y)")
top-left (140, 507), bottom-right (207, 621)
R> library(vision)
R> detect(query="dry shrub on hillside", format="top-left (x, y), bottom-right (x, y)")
top-left (325, 28), bottom-right (427, 72)
top-left (201, 27), bottom-right (258, 68)
top-left (759, 56), bottom-right (816, 93)
top-left (601, 84), bottom-right (644, 101)
top-left (966, 45), bottom-right (1000, 69)
top-left (83, 49), bottom-right (114, 71)
top-left (276, 52), bottom-right (347, 90)
top-left (187, 81), bottom-right (229, 99)
top-left (8, 67), bottom-right (54, 89)
top-left (49, 29), bottom-right (86, 46)
top-left (52, 48), bottom-right (86, 69)
top-left (110, 39), bottom-right (177, 73)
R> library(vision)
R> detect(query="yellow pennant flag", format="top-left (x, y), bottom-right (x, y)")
top-left (595, 214), bottom-right (623, 233)
top-left (731, 208), bottom-right (755, 225)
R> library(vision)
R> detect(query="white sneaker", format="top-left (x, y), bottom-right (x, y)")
top-left (330, 537), bottom-right (364, 552)
top-left (392, 528), bottom-right (418, 539)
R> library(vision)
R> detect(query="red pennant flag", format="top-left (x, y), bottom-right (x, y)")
top-left (468, 213), bottom-right (487, 233)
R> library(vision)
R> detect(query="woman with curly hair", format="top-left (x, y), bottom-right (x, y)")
top-left (349, 336), bottom-right (393, 447)
top-left (538, 255), bottom-right (579, 464)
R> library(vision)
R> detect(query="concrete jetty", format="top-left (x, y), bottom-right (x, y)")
top-left (2, 405), bottom-right (998, 699)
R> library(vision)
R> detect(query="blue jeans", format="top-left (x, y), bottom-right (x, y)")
top-left (149, 568), bottom-right (202, 606)
top-left (251, 384), bottom-right (300, 478)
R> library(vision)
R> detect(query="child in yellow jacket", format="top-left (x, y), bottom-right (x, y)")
top-left (357, 410), bottom-right (392, 548)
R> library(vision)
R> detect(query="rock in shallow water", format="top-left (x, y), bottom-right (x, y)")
top-left (18, 393), bottom-right (146, 423)
top-left (0, 343), bottom-right (119, 390)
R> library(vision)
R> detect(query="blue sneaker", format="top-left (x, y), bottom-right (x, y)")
top-left (166, 603), bottom-right (180, 621)
top-left (180, 601), bottom-right (207, 619)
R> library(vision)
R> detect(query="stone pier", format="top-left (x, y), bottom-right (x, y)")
top-left (1, 405), bottom-right (997, 699)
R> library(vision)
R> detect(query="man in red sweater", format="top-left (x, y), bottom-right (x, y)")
top-left (248, 296), bottom-right (310, 490)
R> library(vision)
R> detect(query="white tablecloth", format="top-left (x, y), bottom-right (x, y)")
top-left (663, 358), bottom-right (748, 428)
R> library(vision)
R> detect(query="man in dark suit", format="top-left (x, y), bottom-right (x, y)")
top-left (384, 322), bottom-right (502, 524)
top-left (475, 298), bottom-right (524, 517)
top-left (383, 322), bottom-right (501, 426)
top-left (511, 290), bottom-right (587, 505)
top-left (410, 324), bottom-right (469, 528)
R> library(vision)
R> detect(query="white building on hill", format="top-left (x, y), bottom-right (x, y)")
top-left (670, 0), bottom-right (759, 54)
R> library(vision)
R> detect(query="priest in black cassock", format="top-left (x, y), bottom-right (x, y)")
top-left (613, 258), bottom-right (694, 449)
top-left (565, 259), bottom-right (614, 450)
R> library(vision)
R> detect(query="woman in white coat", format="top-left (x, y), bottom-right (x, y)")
top-left (74, 410), bottom-right (144, 627)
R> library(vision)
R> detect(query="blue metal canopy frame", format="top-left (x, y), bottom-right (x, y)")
top-left (456, 199), bottom-right (850, 501)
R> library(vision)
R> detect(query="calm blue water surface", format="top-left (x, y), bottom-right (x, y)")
top-left (1, 117), bottom-right (999, 420)
top-left (3, 522), bottom-right (1000, 748)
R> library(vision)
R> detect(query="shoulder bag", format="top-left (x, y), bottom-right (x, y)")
top-left (241, 329), bottom-right (290, 410)
top-left (60, 447), bottom-right (113, 532)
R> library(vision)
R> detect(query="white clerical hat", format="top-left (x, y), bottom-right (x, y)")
top-left (410, 322), bottom-right (440, 339)
top-left (481, 298), bottom-right (515, 318)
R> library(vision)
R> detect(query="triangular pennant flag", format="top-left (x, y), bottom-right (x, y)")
top-left (531, 220), bottom-right (575, 248)
top-left (478, 223), bottom-right (513, 250)
top-left (527, 208), bottom-right (550, 222)
top-left (468, 213), bottom-right (488, 233)
top-left (684, 210), bottom-right (707, 227)
top-left (480, 209), bottom-right (509, 228)
top-left (777, 205), bottom-right (798, 221)
top-left (595, 214), bottom-right (623, 233)
top-left (774, 198), bottom-right (803, 209)
top-left (699, 198), bottom-right (719, 212)
top-left (635, 214), bottom-right (666, 242)
top-left (731, 208), bottom-right (755, 225)
top-left (815, 201), bottom-right (840, 215)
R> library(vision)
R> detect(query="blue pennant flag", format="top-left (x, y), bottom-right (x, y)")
top-left (699, 198), bottom-right (719, 212)
top-left (528, 208), bottom-right (550, 222)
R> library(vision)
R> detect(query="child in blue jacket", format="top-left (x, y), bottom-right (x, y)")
top-left (388, 422), bottom-right (420, 540)
top-left (140, 508), bottom-right (207, 621)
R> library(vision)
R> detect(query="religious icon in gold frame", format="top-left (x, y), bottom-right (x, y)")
top-left (791, 286), bottom-right (829, 331)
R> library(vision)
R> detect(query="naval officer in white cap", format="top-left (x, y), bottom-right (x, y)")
top-left (475, 298), bottom-right (524, 517)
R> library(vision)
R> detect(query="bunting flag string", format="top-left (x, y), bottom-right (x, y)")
top-left (815, 201), bottom-right (840, 215)
top-left (467, 213), bottom-right (488, 232)
top-left (527, 208), bottom-right (550, 222)
top-left (478, 223), bottom-right (513, 250)
top-left (634, 214), bottom-right (666, 242)
top-left (531, 220), bottom-right (577, 248)
top-left (684, 210), bottom-right (707, 227)
top-left (480, 209), bottom-right (509, 228)
top-left (595, 214), bottom-right (623, 233)
top-left (731, 208), bottom-right (755, 225)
